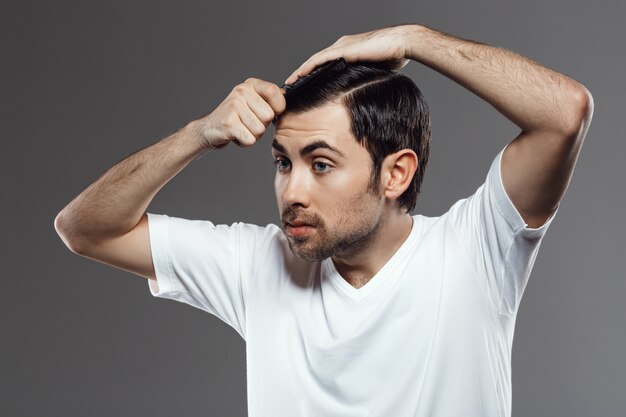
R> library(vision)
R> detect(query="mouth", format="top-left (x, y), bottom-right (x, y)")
top-left (285, 220), bottom-right (315, 238)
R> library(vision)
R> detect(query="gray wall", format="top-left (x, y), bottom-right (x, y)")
top-left (2, 0), bottom-right (623, 416)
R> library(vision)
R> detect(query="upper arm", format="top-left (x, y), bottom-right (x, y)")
top-left (500, 87), bottom-right (593, 229)
top-left (501, 131), bottom-right (585, 229)
top-left (77, 213), bottom-right (156, 281)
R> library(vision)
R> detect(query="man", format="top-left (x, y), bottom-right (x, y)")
top-left (54, 24), bottom-right (593, 417)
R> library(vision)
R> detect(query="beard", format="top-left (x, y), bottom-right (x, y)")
top-left (280, 185), bottom-right (384, 262)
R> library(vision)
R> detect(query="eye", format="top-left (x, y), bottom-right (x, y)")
top-left (313, 161), bottom-right (332, 173)
top-left (272, 157), bottom-right (291, 171)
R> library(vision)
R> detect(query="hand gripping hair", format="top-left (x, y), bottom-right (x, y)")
top-left (280, 57), bottom-right (347, 100)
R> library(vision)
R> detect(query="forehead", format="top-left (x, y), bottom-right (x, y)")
top-left (274, 102), bottom-right (357, 151)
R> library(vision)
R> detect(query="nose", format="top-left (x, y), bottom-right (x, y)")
top-left (280, 167), bottom-right (311, 208)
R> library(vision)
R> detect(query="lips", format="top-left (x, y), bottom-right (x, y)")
top-left (285, 219), bottom-right (315, 238)
top-left (288, 219), bottom-right (311, 227)
top-left (281, 208), bottom-right (321, 238)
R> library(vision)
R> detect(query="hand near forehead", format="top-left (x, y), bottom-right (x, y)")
top-left (284, 25), bottom-right (412, 85)
top-left (195, 78), bottom-right (286, 150)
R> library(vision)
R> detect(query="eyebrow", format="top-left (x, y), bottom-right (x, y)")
top-left (271, 139), bottom-right (346, 158)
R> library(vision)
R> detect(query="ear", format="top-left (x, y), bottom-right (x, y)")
top-left (380, 149), bottom-right (418, 202)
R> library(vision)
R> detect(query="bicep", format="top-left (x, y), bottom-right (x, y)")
top-left (501, 131), bottom-right (584, 228)
top-left (78, 213), bottom-right (156, 281)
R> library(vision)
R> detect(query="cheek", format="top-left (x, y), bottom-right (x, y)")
top-left (335, 174), bottom-right (373, 200)
top-left (324, 184), bottom-right (375, 221)
top-left (274, 175), bottom-right (283, 204)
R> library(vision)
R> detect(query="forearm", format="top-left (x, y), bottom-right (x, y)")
top-left (404, 24), bottom-right (592, 136)
top-left (55, 121), bottom-right (207, 250)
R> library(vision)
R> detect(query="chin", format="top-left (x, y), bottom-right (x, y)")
top-left (287, 240), bottom-right (327, 263)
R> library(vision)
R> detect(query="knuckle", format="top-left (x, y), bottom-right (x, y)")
top-left (269, 83), bottom-right (281, 96)
top-left (233, 83), bottom-right (248, 94)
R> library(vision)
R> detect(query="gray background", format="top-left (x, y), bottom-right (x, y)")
top-left (1, 0), bottom-right (624, 416)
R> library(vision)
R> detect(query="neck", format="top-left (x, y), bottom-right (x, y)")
top-left (331, 210), bottom-right (414, 289)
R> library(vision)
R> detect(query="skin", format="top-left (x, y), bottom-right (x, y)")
top-left (285, 24), bottom-right (593, 229)
top-left (272, 102), bottom-right (416, 288)
top-left (55, 23), bottom-right (592, 289)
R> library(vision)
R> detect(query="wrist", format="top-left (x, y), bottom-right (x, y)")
top-left (181, 120), bottom-right (212, 157)
top-left (402, 24), bottom-right (431, 61)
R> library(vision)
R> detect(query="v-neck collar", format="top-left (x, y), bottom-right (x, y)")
top-left (323, 216), bottom-right (421, 302)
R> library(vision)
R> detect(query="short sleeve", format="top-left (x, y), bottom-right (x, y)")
top-left (145, 213), bottom-right (273, 340)
top-left (447, 144), bottom-right (560, 316)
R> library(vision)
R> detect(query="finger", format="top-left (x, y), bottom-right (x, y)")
top-left (284, 53), bottom-right (331, 85)
top-left (236, 104), bottom-right (266, 145)
top-left (245, 78), bottom-right (286, 115)
top-left (244, 89), bottom-right (278, 126)
top-left (284, 48), bottom-right (342, 85)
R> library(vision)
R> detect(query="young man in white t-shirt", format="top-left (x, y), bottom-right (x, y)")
top-left (55, 24), bottom-right (593, 417)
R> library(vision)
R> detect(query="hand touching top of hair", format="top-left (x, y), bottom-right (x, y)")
top-left (284, 25), bottom-right (412, 85)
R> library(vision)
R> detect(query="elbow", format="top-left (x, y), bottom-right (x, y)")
top-left (571, 83), bottom-right (594, 127)
top-left (560, 83), bottom-right (594, 141)
top-left (54, 211), bottom-right (87, 255)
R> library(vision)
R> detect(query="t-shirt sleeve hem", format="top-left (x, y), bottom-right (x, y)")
top-left (146, 212), bottom-right (182, 297)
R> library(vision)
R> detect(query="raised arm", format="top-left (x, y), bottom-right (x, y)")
top-left (54, 78), bottom-right (286, 280)
top-left (285, 24), bottom-right (594, 228)
top-left (404, 25), bottom-right (593, 227)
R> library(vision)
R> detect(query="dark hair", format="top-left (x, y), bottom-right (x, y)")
top-left (274, 62), bottom-right (431, 213)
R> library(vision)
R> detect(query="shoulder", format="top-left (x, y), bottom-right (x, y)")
top-left (231, 222), bottom-right (296, 261)
top-left (147, 213), bottom-right (289, 253)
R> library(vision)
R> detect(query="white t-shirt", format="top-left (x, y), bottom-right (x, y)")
top-left (146, 144), bottom-right (558, 417)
